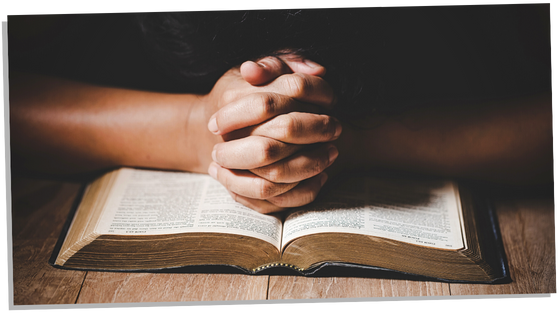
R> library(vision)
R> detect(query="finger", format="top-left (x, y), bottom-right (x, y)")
top-left (278, 54), bottom-right (326, 77)
top-left (241, 54), bottom-right (326, 86)
top-left (247, 112), bottom-right (342, 144)
top-left (266, 172), bottom-right (327, 208)
top-left (240, 57), bottom-right (292, 86)
top-left (227, 191), bottom-right (284, 214)
top-left (212, 136), bottom-right (302, 169)
top-left (209, 73), bottom-right (336, 136)
top-left (208, 92), bottom-right (320, 135)
top-left (227, 172), bottom-right (328, 213)
top-left (268, 72), bottom-right (336, 108)
top-left (208, 162), bottom-right (298, 200)
top-left (251, 144), bottom-right (338, 183)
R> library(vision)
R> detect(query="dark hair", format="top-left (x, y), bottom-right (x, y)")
top-left (136, 6), bottom-right (550, 121)
top-left (137, 7), bottom-right (394, 123)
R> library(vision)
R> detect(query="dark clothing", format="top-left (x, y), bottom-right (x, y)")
top-left (8, 5), bottom-right (551, 117)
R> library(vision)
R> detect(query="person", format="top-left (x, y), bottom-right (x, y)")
top-left (9, 6), bottom-right (552, 213)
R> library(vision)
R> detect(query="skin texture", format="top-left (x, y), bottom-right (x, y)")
top-left (10, 54), bottom-right (553, 213)
top-left (204, 55), bottom-right (341, 212)
top-left (207, 58), bottom-right (552, 213)
top-left (10, 55), bottom-right (340, 213)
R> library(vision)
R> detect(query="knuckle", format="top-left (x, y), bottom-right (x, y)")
top-left (267, 171), bottom-right (281, 183)
top-left (283, 74), bottom-right (308, 98)
top-left (259, 139), bottom-right (280, 164)
top-left (257, 93), bottom-right (277, 117)
top-left (321, 115), bottom-right (338, 139)
top-left (256, 178), bottom-right (276, 199)
top-left (222, 89), bottom-right (239, 104)
top-left (261, 166), bottom-right (284, 183)
top-left (270, 189), bottom-right (316, 208)
top-left (277, 114), bottom-right (300, 141)
top-left (268, 194), bottom-right (287, 207)
top-left (312, 158), bottom-right (326, 175)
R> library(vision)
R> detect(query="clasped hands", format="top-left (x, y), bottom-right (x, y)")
top-left (205, 54), bottom-right (341, 213)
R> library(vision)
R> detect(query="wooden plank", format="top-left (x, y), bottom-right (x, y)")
top-left (11, 178), bottom-right (87, 305)
top-left (12, 239), bottom-right (87, 305)
top-left (76, 272), bottom-right (269, 303)
top-left (267, 276), bottom-right (450, 299)
top-left (11, 178), bottom-right (79, 238)
top-left (450, 198), bottom-right (556, 295)
top-left (10, 177), bottom-right (556, 303)
top-left (269, 197), bottom-right (556, 299)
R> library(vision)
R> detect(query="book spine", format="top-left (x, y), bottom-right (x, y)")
top-left (253, 262), bottom-right (305, 273)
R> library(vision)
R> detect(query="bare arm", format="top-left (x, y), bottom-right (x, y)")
top-left (9, 56), bottom-right (332, 182)
top-left (331, 93), bottom-right (553, 185)
top-left (10, 72), bottom-right (217, 176)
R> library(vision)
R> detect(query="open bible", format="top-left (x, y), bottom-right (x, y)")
top-left (50, 168), bottom-right (509, 283)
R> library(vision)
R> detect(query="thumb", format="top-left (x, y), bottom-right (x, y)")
top-left (240, 54), bottom-right (326, 86)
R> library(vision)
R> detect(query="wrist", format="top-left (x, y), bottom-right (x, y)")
top-left (182, 93), bottom-right (223, 173)
top-left (110, 92), bottom-right (213, 173)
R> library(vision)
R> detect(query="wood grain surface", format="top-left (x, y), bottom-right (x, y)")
top-left (9, 177), bottom-right (556, 305)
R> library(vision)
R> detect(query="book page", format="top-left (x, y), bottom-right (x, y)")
top-left (282, 177), bottom-right (465, 250)
top-left (95, 168), bottom-right (282, 249)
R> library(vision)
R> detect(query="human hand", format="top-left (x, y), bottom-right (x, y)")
top-left (206, 54), bottom-right (341, 213)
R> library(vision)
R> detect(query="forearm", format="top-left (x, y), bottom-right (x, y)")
top-left (10, 72), bottom-right (218, 176)
top-left (333, 94), bottom-right (553, 184)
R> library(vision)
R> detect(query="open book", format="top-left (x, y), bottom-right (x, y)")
top-left (50, 168), bottom-right (509, 283)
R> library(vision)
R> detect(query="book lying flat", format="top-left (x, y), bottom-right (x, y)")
top-left (50, 167), bottom-right (510, 283)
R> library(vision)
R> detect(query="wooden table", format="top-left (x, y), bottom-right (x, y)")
top-left (10, 175), bottom-right (556, 306)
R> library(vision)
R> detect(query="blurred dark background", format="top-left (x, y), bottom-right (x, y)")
top-left (8, 4), bottom-right (551, 119)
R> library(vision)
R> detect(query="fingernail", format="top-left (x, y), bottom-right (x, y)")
top-left (334, 122), bottom-right (342, 139)
top-left (208, 116), bottom-right (219, 134)
top-left (212, 147), bottom-right (218, 162)
top-left (208, 162), bottom-right (218, 179)
top-left (328, 146), bottom-right (339, 164)
top-left (304, 59), bottom-right (321, 68)
top-left (320, 172), bottom-right (328, 187)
